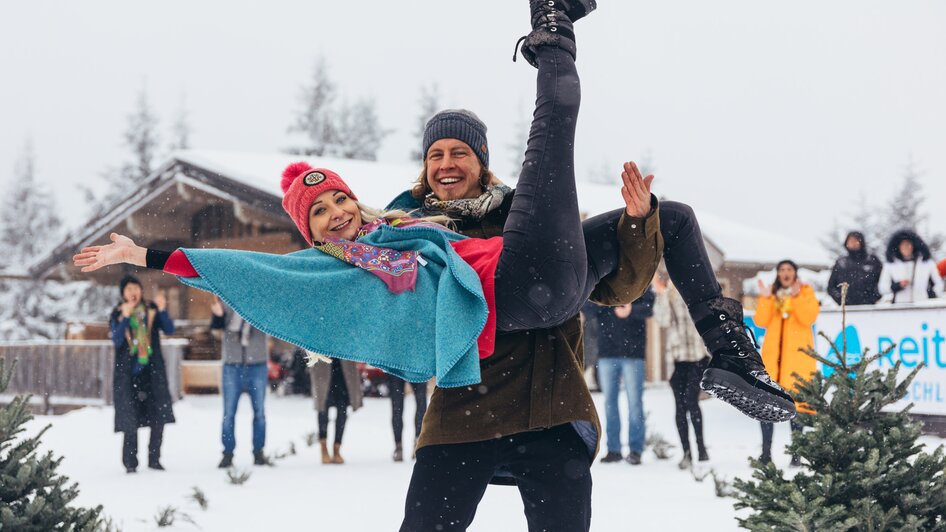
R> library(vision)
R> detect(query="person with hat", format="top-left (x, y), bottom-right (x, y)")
top-left (753, 259), bottom-right (820, 466)
top-left (109, 275), bottom-right (176, 473)
top-left (72, 1), bottom-right (658, 410)
top-left (879, 229), bottom-right (944, 303)
top-left (826, 231), bottom-right (883, 306)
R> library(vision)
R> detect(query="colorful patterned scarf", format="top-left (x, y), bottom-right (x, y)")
top-left (314, 217), bottom-right (450, 294)
top-left (125, 303), bottom-right (154, 365)
top-left (422, 184), bottom-right (512, 220)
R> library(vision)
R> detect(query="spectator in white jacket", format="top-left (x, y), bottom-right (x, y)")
top-left (879, 229), bottom-right (943, 304)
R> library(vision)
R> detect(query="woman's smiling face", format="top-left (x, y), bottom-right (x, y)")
top-left (308, 189), bottom-right (362, 242)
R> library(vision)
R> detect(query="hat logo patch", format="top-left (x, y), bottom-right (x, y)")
top-left (303, 171), bottom-right (326, 186)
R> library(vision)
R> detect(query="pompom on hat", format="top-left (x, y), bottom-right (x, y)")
top-left (281, 162), bottom-right (358, 246)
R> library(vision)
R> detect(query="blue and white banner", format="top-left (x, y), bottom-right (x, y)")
top-left (813, 302), bottom-right (946, 415)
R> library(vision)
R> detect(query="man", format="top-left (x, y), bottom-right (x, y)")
top-left (585, 288), bottom-right (655, 465)
top-left (388, 2), bottom-right (789, 529)
top-left (211, 297), bottom-right (270, 467)
top-left (827, 231), bottom-right (883, 305)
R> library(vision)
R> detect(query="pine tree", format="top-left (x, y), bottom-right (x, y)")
top-left (88, 87), bottom-right (162, 217)
top-left (0, 358), bottom-right (104, 530)
top-left (0, 140), bottom-right (62, 269)
top-left (733, 285), bottom-right (946, 531)
top-left (822, 157), bottom-right (943, 258)
top-left (288, 56), bottom-right (390, 160)
top-left (884, 158), bottom-right (943, 254)
top-left (333, 98), bottom-right (391, 161)
top-left (168, 94), bottom-right (192, 152)
top-left (121, 87), bottom-right (161, 182)
top-left (288, 56), bottom-right (339, 157)
top-left (411, 83), bottom-right (441, 162)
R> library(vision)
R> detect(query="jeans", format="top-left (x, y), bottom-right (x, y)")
top-left (400, 424), bottom-right (591, 532)
top-left (221, 362), bottom-right (267, 454)
top-left (598, 358), bottom-right (645, 455)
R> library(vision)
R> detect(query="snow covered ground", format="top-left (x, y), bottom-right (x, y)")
top-left (25, 384), bottom-right (945, 531)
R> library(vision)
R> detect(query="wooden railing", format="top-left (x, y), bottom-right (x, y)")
top-left (0, 340), bottom-right (186, 413)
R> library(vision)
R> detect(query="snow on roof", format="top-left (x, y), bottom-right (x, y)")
top-left (178, 151), bottom-right (831, 267)
top-left (570, 180), bottom-right (831, 268)
top-left (694, 209), bottom-right (831, 267)
top-left (174, 149), bottom-right (425, 209)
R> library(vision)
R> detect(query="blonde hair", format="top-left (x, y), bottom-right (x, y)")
top-left (356, 202), bottom-right (454, 231)
top-left (410, 161), bottom-right (500, 201)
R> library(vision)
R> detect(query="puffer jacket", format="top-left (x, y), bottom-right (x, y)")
top-left (879, 229), bottom-right (944, 303)
top-left (754, 284), bottom-right (820, 396)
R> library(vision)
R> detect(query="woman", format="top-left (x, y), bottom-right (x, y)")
top-left (74, 97), bottom-right (653, 395)
top-left (653, 273), bottom-right (710, 469)
top-left (753, 260), bottom-right (820, 465)
top-left (879, 229), bottom-right (943, 303)
top-left (109, 275), bottom-right (176, 473)
top-left (309, 357), bottom-right (362, 464)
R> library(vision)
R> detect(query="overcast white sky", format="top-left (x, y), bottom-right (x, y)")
top-left (2, 0), bottom-right (944, 252)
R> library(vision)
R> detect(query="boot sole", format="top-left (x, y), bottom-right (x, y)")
top-left (700, 368), bottom-right (796, 422)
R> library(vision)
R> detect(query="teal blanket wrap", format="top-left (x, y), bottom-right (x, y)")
top-left (177, 224), bottom-right (487, 387)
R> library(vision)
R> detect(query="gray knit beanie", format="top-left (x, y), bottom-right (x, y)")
top-left (422, 109), bottom-right (489, 169)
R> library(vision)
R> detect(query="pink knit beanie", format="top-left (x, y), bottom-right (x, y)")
top-left (281, 162), bottom-right (358, 246)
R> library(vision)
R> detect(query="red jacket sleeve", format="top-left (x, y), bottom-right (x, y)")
top-left (164, 249), bottom-right (199, 277)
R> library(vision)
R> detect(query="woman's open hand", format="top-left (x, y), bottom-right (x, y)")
top-left (621, 161), bottom-right (655, 218)
top-left (73, 233), bottom-right (144, 272)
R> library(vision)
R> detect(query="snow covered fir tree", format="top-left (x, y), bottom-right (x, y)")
top-left (0, 358), bottom-right (103, 530)
top-left (733, 286), bottom-right (946, 530)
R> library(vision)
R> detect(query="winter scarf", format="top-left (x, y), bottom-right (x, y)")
top-left (422, 185), bottom-right (512, 221)
top-left (314, 217), bottom-right (444, 294)
top-left (125, 303), bottom-right (153, 365)
top-left (174, 222), bottom-right (489, 388)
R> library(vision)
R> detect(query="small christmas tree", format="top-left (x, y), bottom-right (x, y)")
top-left (0, 357), bottom-right (104, 531)
top-left (733, 285), bottom-right (946, 531)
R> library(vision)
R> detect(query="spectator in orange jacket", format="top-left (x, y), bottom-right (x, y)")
top-left (753, 259), bottom-right (820, 466)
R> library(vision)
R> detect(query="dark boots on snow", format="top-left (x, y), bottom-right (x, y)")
top-left (218, 452), bottom-right (234, 468)
top-left (516, 0), bottom-right (597, 67)
top-left (693, 297), bottom-right (796, 423)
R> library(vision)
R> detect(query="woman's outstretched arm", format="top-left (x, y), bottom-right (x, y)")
top-left (74, 233), bottom-right (146, 271)
top-left (73, 232), bottom-right (198, 277)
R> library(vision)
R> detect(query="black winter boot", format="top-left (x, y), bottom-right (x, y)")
top-left (692, 297), bottom-right (796, 423)
top-left (218, 452), bottom-right (233, 468)
top-left (516, 0), bottom-right (597, 68)
top-left (253, 450), bottom-right (272, 466)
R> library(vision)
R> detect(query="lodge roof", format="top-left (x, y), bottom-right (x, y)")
top-left (32, 149), bottom-right (830, 280)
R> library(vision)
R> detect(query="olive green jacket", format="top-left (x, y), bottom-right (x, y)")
top-left (415, 200), bottom-right (663, 459)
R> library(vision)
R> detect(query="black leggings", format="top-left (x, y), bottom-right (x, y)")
top-left (761, 420), bottom-right (803, 456)
top-left (318, 402), bottom-right (348, 445)
top-left (493, 46), bottom-right (588, 331)
top-left (669, 358), bottom-right (709, 453)
top-left (492, 46), bottom-right (721, 331)
top-left (122, 424), bottom-right (163, 469)
top-left (582, 200), bottom-right (723, 311)
top-left (389, 376), bottom-right (428, 445)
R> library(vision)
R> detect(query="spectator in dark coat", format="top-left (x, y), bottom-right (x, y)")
top-left (585, 287), bottom-right (655, 465)
top-left (827, 231), bottom-right (883, 305)
top-left (109, 275), bottom-right (175, 473)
